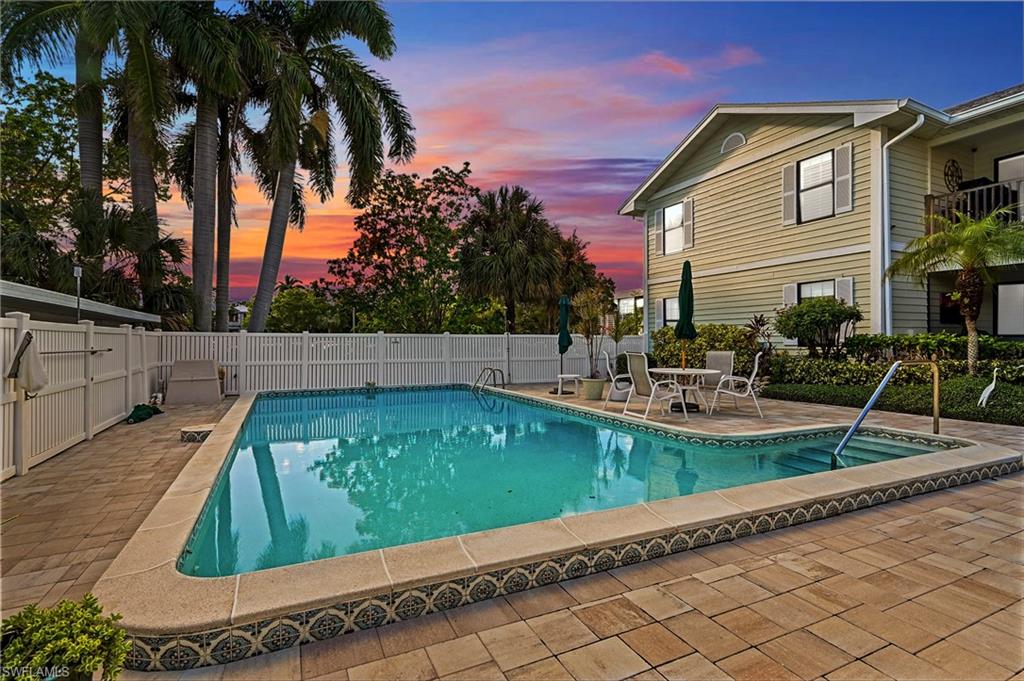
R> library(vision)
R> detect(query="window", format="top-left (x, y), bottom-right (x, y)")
top-left (995, 282), bottom-right (1024, 336)
top-left (618, 298), bottom-right (635, 316)
top-left (663, 202), bottom-right (684, 254)
top-left (995, 152), bottom-right (1024, 182)
top-left (664, 299), bottom-right (679, 327)
top-left (798, 279), bottom-right (835, 301)
top-left (721, 132), bottom-right (746, 154)
top-left (797, 151), bottom-right (834, 223)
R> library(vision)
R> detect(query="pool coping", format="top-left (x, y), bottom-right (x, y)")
top-left (93, 385), bottom-right (1023, 671)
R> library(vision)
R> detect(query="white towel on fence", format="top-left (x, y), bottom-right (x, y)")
top-left (15, 336), bottom-right (48, 393)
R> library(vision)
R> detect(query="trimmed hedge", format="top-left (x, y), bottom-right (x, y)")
top-left (844, 332), bottom-right (1024, 362)
top-left (761, 377), bottom-right (1024, 426)
top-left (651, 325), bottom-right (761, 375)
top-left (770, 355), bottom-right (1024, 386)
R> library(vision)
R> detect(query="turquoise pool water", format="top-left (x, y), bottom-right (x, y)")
top-left (179, 387), bottom-right (943, 577)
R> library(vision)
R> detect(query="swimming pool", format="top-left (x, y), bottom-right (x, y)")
top-left (178, 387), bottom-right (947, 577)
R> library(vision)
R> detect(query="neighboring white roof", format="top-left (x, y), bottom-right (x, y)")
top-left (0, 279), bottom-right (161, 325)
top-left (619, 88), bottom-right (1024, 216)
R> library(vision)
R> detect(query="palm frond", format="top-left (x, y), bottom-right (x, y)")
top-left (0, 1), bottom-right (79, 86)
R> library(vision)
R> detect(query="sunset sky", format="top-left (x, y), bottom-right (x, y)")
top-left (48, 2), bottom-right (1024, 297)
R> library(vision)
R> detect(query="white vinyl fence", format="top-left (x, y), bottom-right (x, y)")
top-left (2, 311), bottom-right (644, 480)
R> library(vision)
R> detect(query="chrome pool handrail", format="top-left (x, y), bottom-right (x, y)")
top-left (832, 360), bottom-right (902, 469)
top-left (472, 367), bottom-right (506, 391)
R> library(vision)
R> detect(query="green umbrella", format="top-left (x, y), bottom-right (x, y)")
top-left (552, 295), bottom-right (574, 394)
top-left (674, 261), bottom-right (698, 367)
top-left (557, 294), bottom-right (573, 355)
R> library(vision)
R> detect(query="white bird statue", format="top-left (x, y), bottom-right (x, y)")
top-left (978, 368), bottom-right (998, 408)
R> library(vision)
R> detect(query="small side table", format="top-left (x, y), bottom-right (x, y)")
top-left (557, 374), bottom-right (581, 395)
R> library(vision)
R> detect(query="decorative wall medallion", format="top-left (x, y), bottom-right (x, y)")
top-left (944, 159), bottom-right (963, 191)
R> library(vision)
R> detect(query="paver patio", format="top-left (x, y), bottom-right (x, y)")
top-left (1, 390), bottom-right (1020, 680)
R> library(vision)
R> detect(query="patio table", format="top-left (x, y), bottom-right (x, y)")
top-left (649, 367), bottom-right (721, 411)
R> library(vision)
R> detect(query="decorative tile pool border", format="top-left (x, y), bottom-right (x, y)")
top-left (124, 457), bottom-right (1020, 672)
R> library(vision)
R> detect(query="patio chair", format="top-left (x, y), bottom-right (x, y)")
top-left (602, 351), bottom-right (632, 408)
top-left (708, 351), bottom-right (764, 418)
top-left (622, 352), bottom-right (693, 421)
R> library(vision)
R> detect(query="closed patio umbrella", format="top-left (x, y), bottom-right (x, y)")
top-left (675, 261), bottom-right (698, 367)
top-left (552, 295), bottom-right (574, 394)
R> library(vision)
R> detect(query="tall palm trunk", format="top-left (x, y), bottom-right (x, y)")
top-left (191, 86), bottom-right (218, 331)
top-left (215, 105), bottom-right (233, 332)
top-left (127, 113), bottom-right (160, 311)
top-left (248, 161), bottom-right (296, 332)
top-left (75, 34), bottom-right (104, 197)
top-left (956, 267), bottom-right (984, 375)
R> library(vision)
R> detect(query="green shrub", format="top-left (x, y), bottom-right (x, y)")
top-left (761, 377), bottom-right (1024, 426)
top-left (616, 352), bottom-right (656, 376)
top-left (651, 324), bottom-right (760, 374)
top-left (844, 332), bottom-right (1024, 362)
top-left (773, 297), bottom-right (862, 359)
top-left (770, 355), bottom-right (1023, 387)
top-left (1, 595), bottom-right (130, 681)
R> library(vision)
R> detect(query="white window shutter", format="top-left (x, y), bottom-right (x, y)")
top-left (835, 276), bottom-right (855, 342)
top-left (782, 283), bottom-right (798, 346)
top-left (653, 209), bottom-right (664, 255)
top-left (835, 276), bottom-right (854, 304)
top-left (682, 197), bottom-right (694, 249)
top-left (834, 143), bottom-right (853, 213)
top-left (781, 163), bottom-right (797, 225)
top-left (654, 299), bottom-right (664, 328)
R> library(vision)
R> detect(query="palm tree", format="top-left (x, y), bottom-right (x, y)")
top-left (245, 1), bottom-right (416, 333)
top-left (1, 2), bottom-right (111, 196)
top-left (889, 208), bottom-right (1024, 374)
top-left (157, 3), bottom-right (249, 331)
top-left (459, 186), bottom-right (561, 332)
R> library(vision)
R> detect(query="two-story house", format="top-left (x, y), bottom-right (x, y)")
top-left (620, 84), bottom-right (1024, 346)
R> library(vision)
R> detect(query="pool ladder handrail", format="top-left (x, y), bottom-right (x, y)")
top-left (472, 366), bottom-right (506, 391)
top-left (832, 360), bottom-right (901, 470)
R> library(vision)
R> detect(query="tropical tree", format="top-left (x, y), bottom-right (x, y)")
top-left (327, 164), bottom-right (478, 333)
top-left (159, 3), bottom-right (250, 331)
top-left (889, 208), bottom-right (1024, 374)
top-left (1, 1), bottom-right (109, 196)
top-left (459, 186), bottom-right (562, 332)
top-left (245, 1), bottom-right (416, 333)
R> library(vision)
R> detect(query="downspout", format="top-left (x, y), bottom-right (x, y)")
top-left (881, 113), bottom-right (926, 335)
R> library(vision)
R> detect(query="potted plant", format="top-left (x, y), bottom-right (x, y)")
top-left (572, 287), bottom-right (612, 400)
top-left (0, 594), bottom-right (131, 681)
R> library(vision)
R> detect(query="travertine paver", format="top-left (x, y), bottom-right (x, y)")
top-left (116, 470), bottom-right (1022, 681)
top-left (0, 401), bottom-right (234, 617)
top-left (2, 387), bottom-right (1021, 681)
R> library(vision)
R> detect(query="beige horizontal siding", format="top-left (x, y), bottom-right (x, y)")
top-left (646, 251), bottom-right (872, 335)
top-left (644, 117), bottom-right (873, 332)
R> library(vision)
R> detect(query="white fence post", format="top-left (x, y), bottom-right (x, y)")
top-left (443, 332), bottom-right (452, 383)
top-left (135, 326), bottom-right (146, 401)
top-left (301, 331), bottom-right (310, 389)
top-left (237, 330), bottom-right (248, 393)
top-left (504, 332), bottom-right (511, 383)
top-left (80, 320), bottom-right (95, 440)
top-left (7, 312), bottom-right (29, 476)
top-left (376, 331), bottom-right (385, 385)
top-left (120, 324), bottom-right (132, 413)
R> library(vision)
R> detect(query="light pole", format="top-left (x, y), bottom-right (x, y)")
top-left (73, 264), bottom-right (83, 322)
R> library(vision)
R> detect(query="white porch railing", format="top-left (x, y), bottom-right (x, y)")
top-left (2, 311), bottom-right (644, 480)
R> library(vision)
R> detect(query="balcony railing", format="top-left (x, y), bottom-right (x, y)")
top-left (925, 180), bottom-right (1023, 233)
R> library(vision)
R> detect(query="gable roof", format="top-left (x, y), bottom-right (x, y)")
top-left (945, 83), bottom-right (1024, 114)
top-left (620, 85), bottom-right (1024, 216)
